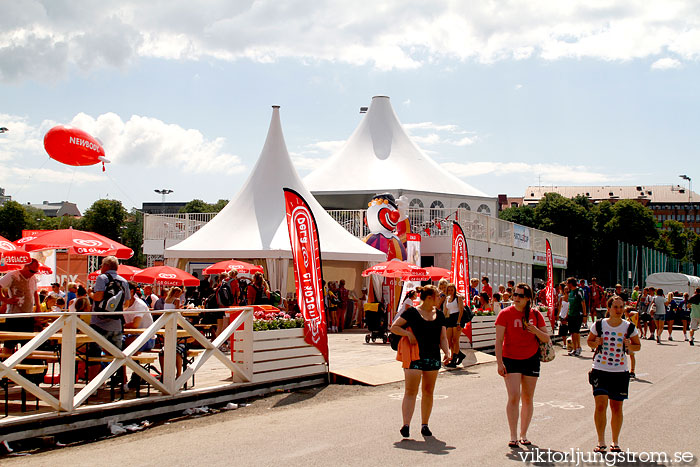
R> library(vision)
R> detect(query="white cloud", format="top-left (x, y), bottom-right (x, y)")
top-left (515, 84), bottom-right (524, 90)
top-left (403, 121), bottom-right (479, 147)
top-left (0, 111), bottom-right (244, 176)
top-left (3, 0), bottom-right (700, 81)
top-left (69, 112), bottom-right (245, 175)
top-left (0, 167), bottom-right (103, 190)
top-left (651, 57), bottom-right (682, 70)
top-left (442, 161), bottom-right (629, 185)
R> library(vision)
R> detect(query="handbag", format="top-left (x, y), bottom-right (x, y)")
top-left (538, 339), bottom-right (556, 362)
top-left (388, 332), bottom-right (402, 351)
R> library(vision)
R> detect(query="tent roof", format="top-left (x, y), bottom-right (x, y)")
top-left (645, 272), bottom-right (700, 289)
top-left (167, 106), bottom-right (386, 262)
top-left (304, 96), bottom-right (486, 197)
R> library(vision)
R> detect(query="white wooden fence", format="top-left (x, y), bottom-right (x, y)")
top-left (0, 308), bottom-right (327, 422)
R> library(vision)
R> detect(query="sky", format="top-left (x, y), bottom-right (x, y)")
top-left (1, 0), bottom-right (699, 214)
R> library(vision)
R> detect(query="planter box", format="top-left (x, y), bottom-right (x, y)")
top-left (460, 315), bottom-right (497, 350)
top-left (251, 328), bottom-right (327, 383)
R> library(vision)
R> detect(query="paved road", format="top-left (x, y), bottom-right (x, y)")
top-left (6, 336), bottom-right (700, 466)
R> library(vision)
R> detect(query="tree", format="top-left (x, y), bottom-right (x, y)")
top-left (180, 199), bottom-right (229, 213)
top-left (0, 201), bottom-right (29, 240)
top-left (180, 199), bottom-right (210, 213)
top-left (81, 199), bottom-right (128, 242)
top-left (121, 208), bottom-right (145, 267)
top-left (534, 193), bottom-right (594, 277)
top-left (498, 205), bottom-right (536, 227)
top-left (605, 200), bottom-right (658, 247)
top-left (659, 220), bottom-right (689, 260)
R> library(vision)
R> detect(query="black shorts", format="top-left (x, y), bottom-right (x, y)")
top-left (589, 369), bottom-right (630, 401)
top-left (568, 315), bottom-right (582, 335)
top-left (503, 351), bottom-right (540, 377)
top-left (639, 312), bottom-right (652, 323)
top-left (445, 313), bottom-right (459, 328)
top-left (408, 358), bottom-right (442, 371)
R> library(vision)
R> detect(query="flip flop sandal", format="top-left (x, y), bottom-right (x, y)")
top-left (594, 445), bottom-right (607, 453)
top-left (610, 444), bottom-right (621, 452)
top-left (519, 438), bottom-right (532, 446)
top-left (508, 440), bottom-right (519, 448)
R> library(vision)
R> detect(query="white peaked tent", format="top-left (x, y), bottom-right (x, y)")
top-left (304, 95), bottom-right (487, 197)
top-left (166, 106), bottom-right (386, 293)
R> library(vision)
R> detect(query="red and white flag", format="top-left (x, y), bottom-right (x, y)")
top-left (545, 239), bottom-right (556, 328)
top-left (450, 221), bottom-right (469, 301)
top-left (283, 188), bottom-right (328, 362)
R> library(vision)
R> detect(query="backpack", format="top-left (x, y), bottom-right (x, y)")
top-left (238, 279), bottom-right (249, 306)
top-left (594, 319), bottom-right (635, 355)
top-left (95, 273), bottom-right (125, 322)
top-left (216, 282), bottom-right (233, 308)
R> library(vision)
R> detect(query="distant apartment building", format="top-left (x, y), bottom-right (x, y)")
top-left (29, 200), bottom-right (81, 217)
top-left (0, 187), bottom-right (11, 205)
top-left (523, 185), bottom-right (700, 233)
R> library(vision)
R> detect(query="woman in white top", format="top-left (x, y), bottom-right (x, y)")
top-left (395, 290), bottom-right (417, 321)
top-left (587, 295), bottom-right (641, 453)
top-left (164, 287), bottom-right (183, 310)
top-left (443, 283), bottom-right (466, 368)
top-left (650, 289), bottom-right (669, 343)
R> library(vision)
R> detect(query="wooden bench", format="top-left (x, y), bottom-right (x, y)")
top-left (1, 363), bottom-right (48, 416)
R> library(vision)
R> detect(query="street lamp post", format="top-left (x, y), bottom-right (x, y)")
top-left (679, 175), bottom-right (692, 265)
top-left (154, 188), bottom-right (174, 204)
top-left (154, 189), bottom-right (174, 264)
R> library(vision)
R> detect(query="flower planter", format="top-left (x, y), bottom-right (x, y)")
top-left (250, 328), bottom-right (326, 383)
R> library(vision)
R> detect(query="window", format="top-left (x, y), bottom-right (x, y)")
top-left (458, 202), bottom-right (471, 211)
top-left (477, 204), bottom-right (491, 215)
top-left (429, 201), bottom-right (445, 230)
top-left (409, 198), bottom-right (424, 227)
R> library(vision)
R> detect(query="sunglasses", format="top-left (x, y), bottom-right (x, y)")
top-left (512, 292), bottom-right (527, 298)
top-left (28, 268), bottom-right (39, 274)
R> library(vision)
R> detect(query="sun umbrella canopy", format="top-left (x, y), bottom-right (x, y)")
top-left (0, 235), bottom-right (30, 266)
top-left (88, 264), bottom-right (143, 281)
top-left (132, 266), bottom-right (199, 287)
top-left (0, 262), bottom-right (52, 274)
top-left (15, 228), bottom-right (133, 259)
top-left (362, 260), bottom-right (430, 282)
top-left (424, 266), bottom-right (450, 280)
top-left (202, 259), bottom-right (264, 276)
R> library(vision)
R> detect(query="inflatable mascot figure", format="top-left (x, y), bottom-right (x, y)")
top-left (363, 193), bottom-right (407, 261)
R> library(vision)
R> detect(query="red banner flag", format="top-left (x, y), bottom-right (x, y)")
top-left (450, 221), bottom-right (469, 301)
top-left (283, 188), bottom-right (329, 362)
top-left (545, 239), bottom-right (556, 328)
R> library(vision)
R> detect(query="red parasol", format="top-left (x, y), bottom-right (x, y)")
top-left (362, 260), bottom-right (430, 282)
top-left (424, 266), bottom-right (450, 280)
top-left (88, 264), bottom-right (143, 281)
top-left (132, 266), bottom-right (199, 287)
top-left (15, 228), bottom-right (133, 259)
top-left (0, 234), bottom-right (30, 266)
top-left (0, 262), bottom-right (53, 274)
top-left (202, 259), bottom-right (263, 275)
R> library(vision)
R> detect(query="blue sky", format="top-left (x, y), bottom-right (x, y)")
top-left (1, 1), bottom-right (699, 213)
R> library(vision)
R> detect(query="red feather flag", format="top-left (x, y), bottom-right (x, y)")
top-left (283, 188), bottom-right (328, 362)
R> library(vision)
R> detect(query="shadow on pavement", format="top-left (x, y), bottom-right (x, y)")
top-left (272, 387), bottom-right (324, 407)
top-left (393, 437), bottom-right (456, 455)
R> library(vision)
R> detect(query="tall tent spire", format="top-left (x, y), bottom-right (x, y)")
top-left (167, 106), bottom-right (386, 261)
top-left (304, 96), bottom-right (486, 197)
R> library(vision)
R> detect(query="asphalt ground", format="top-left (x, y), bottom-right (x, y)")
top-left (4, 333), bottom-right (700, 466)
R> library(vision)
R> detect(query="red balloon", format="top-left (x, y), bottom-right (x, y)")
top-left (43, 125), bottom-right (109, 169)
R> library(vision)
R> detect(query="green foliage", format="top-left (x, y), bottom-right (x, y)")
top-left (253, 317), bottom-right (304, 331)
top-left (81, 199), bottom-right (128, 241)
top-left (498, 205), bottom-right (536, 227)
top-left (180, 199), bottom-right (229, 213)
top-left (660, 220), bottom-right (689, 260)
top-left (0, 201), bottom-right (29, 240)
top-left (605, 200), bottom-right (658, 246)
top-left (122, 208), bottom-right (145, 267)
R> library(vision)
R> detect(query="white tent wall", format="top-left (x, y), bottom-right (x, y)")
top-left (645, 272), bottom-right (700, 296)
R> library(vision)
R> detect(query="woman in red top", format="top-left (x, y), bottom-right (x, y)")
top-left (495, 283), bottom-right (551, 448)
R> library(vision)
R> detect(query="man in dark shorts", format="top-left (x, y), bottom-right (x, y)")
top-left (567, 277), bottom-right (586, 356)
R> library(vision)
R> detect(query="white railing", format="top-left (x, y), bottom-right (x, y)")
top-left (328, 208), bottom-right (568, 256)
top-left (0, 308), bottom-right (253, 415)
top-left (142, 208), bottom-right (567, 257)
top-left (143, 212), bottom-right (218, 241)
